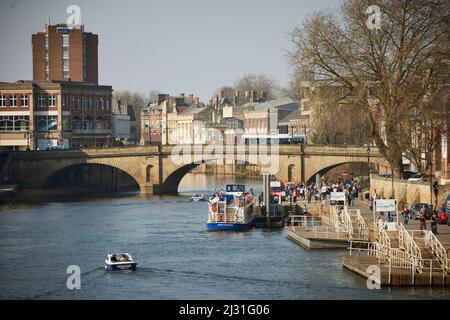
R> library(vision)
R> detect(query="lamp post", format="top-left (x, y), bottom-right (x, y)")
top-left (428, 151), bottom-right (433, 210)
top-left (367, 145), bottom-right (371, 188)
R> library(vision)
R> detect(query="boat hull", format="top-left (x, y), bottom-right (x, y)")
top-left (207, 220), bottom-right (254, 231)
top-left (105, 263), bottom-right (137, 271)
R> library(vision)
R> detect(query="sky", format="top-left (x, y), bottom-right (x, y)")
top-left (0, 0), bottom-right (339, 101)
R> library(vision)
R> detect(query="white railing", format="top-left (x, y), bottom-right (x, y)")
top-left (330, 206), bottom-right (353, 236)
top-left (398, 224), bottom-right (423, 273)
top-left (407, 229), bottom-right (450, 274)
top-left (290, 226), bottom-right (349, 240)
top-left (424, 231), bottom-right (450, 273)
top-left (289, 215), bottom-right (321, 227)
top-left (341, 207), bottom-right (354, 238)
top-left (348, 208), bottom-right (369, 239)
top-left (378, 225), bottom-right (391, 249)
top-left (348, 241), bottom-right (447, 286)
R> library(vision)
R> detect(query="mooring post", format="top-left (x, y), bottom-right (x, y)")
top-left (263, 173), bottom-right (271, 227)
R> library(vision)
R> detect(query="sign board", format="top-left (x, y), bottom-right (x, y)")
top-left (330, 192), bottom-right (346, 202)
top-left (270, 181), bottom-right (281, 188)
top-left (446, 194), bottom-right (450, 217)
top-left (56, 27), bottom-right (75, 33)
top-left (375, 199), bottom-right (396, 212)
top-left (386, 222), bottom-right (397, 231)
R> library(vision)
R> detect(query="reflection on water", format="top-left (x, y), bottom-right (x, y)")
top-left (0, 173), bottom-right (449, 299)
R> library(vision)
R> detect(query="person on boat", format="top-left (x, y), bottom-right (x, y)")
top-left (120, 254), bottom-right (129, 262)
top-left (110, 254), bottom-right (118, 262)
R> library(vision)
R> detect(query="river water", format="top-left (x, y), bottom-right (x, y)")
top-left (0, 173), bottom-right (449, 300)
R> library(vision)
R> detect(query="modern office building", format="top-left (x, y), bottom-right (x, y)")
top-left (32, 23), bottom-right (98, 84)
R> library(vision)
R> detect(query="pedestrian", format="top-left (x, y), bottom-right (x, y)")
top-left (401, 206), bottom-right (410, 225)
top-left (377, 215), bottom-right (385, 230)
top-left (419, 212), bottom-right (427, 235)
top-left (431, 211), bottom-right (438, 234)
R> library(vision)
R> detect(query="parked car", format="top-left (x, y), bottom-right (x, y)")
top-left (402, 170), bottom-right (418, 180)
top-left (437, 208), bottom-right (448, 224)
top-left (410, 203), bottom-right (432, 219)
top-left (408, 174), bottom-right (423, 182)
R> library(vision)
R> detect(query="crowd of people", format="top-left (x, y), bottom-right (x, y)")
top-left (278, 177), bottom-right (363, 206)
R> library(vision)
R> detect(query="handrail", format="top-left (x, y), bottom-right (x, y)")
top-left (424, 231), bottom-right (449, 273)
top-left (341, 207), bottom-right (354, 238)
top-left (378, 226), bottom-right (391, 249)
top-left (348, 241), bottom-right (447, 285)
top-left (289, 215), bottom-right (321, 227)
top-left (348, 208), bottom-right (369, 239)
top-left (398, 224), bottom-right (423, 273)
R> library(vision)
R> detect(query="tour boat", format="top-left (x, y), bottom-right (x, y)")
top-left (190, 194), bottom-right (208, 202)
top-left (207, 184), bottom-right (256, 231)
top-left (104, 253), bottom-right (137, 271)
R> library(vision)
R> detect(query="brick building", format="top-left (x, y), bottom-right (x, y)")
top-left (32, 23), bottom-right (98, 84)
top-left (0, 80), bottom-right (112, 150)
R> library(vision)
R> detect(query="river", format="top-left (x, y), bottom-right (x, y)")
top-left (0, 173), bottom-right (448, 299)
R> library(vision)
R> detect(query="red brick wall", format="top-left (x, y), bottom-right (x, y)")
top-left (32, 33), bottom-right (46, 81)
top-left (69, 28), bottom-right (84, 82)
top-left (86, 34), bottom-right (98, 84)
top-left (48, 26), bottom-right (63, 81)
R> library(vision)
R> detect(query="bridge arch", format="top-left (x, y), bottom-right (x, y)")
top-left (305, 160), bottom-right (381, 183)
top-left (162, 159), bottom-right (271, 194)
top-left (44, 162), bottom-right (141, 191)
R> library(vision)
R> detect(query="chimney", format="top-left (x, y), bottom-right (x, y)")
top-left (194, 97), bottom-right (200, 107)
top-left (180, 93), bottom-right (185, 99)
top-left (188, 94), bottom-right (194, 105)
top-left (219, 91), bottom-right (225, 99)
top-left (215, 95), bottom-right (219, 109)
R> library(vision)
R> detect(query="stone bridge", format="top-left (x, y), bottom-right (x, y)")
top-left (4, 144), bottom-right (386, 194)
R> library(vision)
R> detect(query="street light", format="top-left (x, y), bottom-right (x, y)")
top-left (367, 145), bottom-right (371, 188)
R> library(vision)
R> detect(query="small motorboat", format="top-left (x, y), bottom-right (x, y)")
top-left (190, 194), bottom-right (207, 202)
top-left (105, 253), bottom-right (137, 271)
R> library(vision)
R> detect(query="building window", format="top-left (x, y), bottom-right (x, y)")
top-left (0, 116), bottom-right (29, 131)
top-left (62, 116), bottom-right (71, 131)
top-left (37, 94), bottom-right (46, 107)
top-left (62, 34), bottom-right (70, 80)
top-left (10, 96), bottom-right (17, 107)
top-left (0, 95), bottom-right (5, 107)
top-left (49, 95), bottom-right (56, 107)
top-left (21, 95), bottom-right (28, 107)
top-left (45, 35), bottom-right (49, 80)
top-left (35, 115), bottom-right (57, 132)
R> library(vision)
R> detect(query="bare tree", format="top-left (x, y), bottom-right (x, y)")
top-left (289, 0), bottom-right (449, 177)
top-left (233, 74), bottom-right (280, 100)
